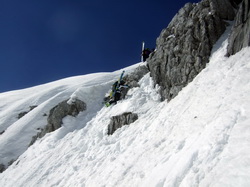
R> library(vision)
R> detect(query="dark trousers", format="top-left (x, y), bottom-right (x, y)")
top-left (143, 55), bottom-right (149, 62)
top-left (109, 92), bottom-right (121, 105)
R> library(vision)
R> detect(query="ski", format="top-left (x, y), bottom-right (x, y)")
top-left (114, 70), bottom-right (125, 95)
top-left (141, 41), bottom-right (145, 62)
top-left (118, 70), bottom-right (125, 85)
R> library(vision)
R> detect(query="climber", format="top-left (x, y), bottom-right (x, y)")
top-left (106, 80), bottom-right (129, 106)
top-left (142, 48), bottom-right (152, 62)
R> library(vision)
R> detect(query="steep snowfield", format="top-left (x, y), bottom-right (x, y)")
top-left (1, 32), bottom-right (250, 186)
top-left (0, 64), bottom-right (139, 168)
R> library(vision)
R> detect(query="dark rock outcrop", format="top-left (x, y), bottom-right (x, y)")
top-left (108, 112), bottom-right (138, 135)
top-left (120, 65), bottom-right (149, 99)
top-left (18, 105), bottom-right (37, 119)
top-left (230, 0), bottom-right (244, 8)
top-left (123, 65), bottom-right (149, 88)
top-left (0, 163), bottom-right (5, 173)
top-left (147, 0), bottom-right (236, 101)
top-left (30, 99), bottom-right (86, 145)
top-left (46, 99), bottom-right (86, 132)
top-left (227, 0), bottom-right (250, 56)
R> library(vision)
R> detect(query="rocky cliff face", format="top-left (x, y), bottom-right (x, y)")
top-left (227, 0), bottom-right (250, 56)
top-left (147, 0), bottom-right (240, 101)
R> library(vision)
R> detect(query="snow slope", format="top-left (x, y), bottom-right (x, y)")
top-left (1, 29), bottom-right (250, 186)
top-left (0, 64), bottom-right (140, 168)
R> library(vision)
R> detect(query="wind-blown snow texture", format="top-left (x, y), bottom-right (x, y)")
top-left (1, 28), bottom-right (250, 186)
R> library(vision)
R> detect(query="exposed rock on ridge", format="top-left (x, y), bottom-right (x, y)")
top-left (17, 105), bottom-right (37, 119)
top-left (147, 0), bottom-right (236, 101)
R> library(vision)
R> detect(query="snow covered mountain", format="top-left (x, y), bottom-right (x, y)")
top-left (1, 0), bottom-right (250, 185)
top-left (0, 22), bottom-right (250, 186)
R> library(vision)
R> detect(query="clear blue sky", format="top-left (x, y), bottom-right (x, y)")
top-left (0, 0), bottom-right (199, 92)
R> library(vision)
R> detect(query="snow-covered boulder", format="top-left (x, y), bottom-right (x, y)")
top-left (47, 99), bottom-right (86, 130)
top-left (30, 99), bottom-right (86, 145)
